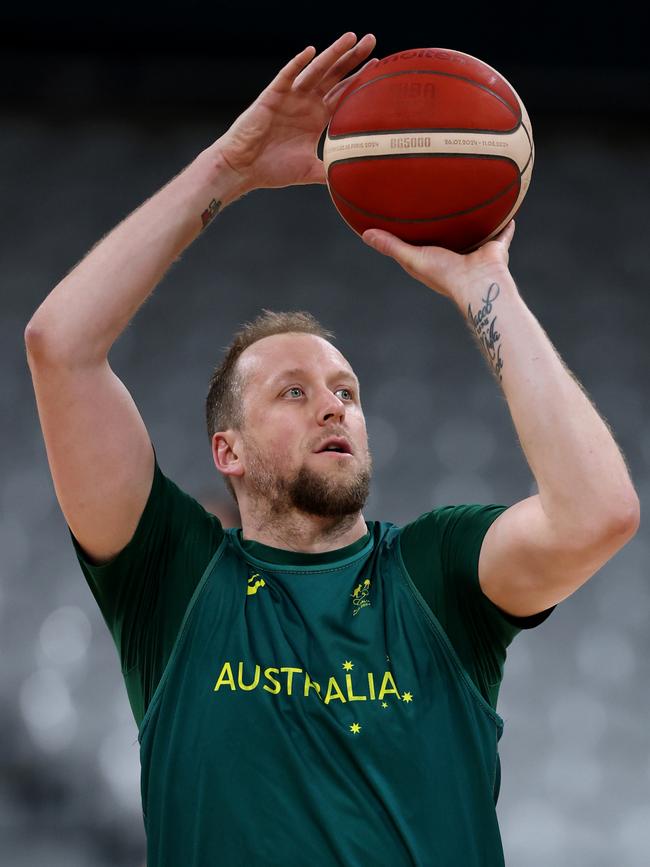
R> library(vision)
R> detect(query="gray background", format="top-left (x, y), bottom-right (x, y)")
top-left (2, 7), bottom-right (649, 865)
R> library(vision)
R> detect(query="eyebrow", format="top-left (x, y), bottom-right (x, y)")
top-left (269, 367), bottom-right (360, 388)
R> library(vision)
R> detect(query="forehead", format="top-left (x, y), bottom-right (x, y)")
top-left (237, 332), bottom-right (357, 389)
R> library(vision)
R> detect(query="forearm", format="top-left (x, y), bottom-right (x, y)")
top-left (25, 141), bottom-right (246, 364)
top-left (457, 269), bottom-right (639, 534)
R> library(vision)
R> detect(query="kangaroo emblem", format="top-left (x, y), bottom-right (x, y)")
top-left (351, 578), bottom-right (372, 616)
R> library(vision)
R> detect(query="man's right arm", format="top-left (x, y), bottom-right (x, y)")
top-left (24, 147), bottom-right (246, 565)
top-left (24, 32), bottom-right (376, 567)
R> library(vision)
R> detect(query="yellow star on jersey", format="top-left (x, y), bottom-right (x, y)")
top-left (402, 692), bottom-right (413, 703)
top-left (381, 702), bottom-right (389, 709)
top-left (342, 660), bottom-right (354, 671)
top-left (349, 723), bottom-right (362, 734)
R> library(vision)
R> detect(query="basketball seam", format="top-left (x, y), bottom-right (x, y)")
top-left (328, 152), bottom-right (523, 175)
top-left (520, 122), bottom-right (534, 174)
top-left (327, 122), bottom-right (524, 139)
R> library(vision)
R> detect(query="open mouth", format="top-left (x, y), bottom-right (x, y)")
top-left (314, 437), bottom-right (353, 455)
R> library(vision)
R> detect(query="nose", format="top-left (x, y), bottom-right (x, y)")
top-left (317, 388), bottom-right (346, 425)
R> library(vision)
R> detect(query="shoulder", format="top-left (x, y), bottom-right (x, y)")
top-left (398, 504), bottom-right (508, 559)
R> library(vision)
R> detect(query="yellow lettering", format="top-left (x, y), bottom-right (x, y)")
top-left (304, 673), bottom-right (322, 698)
top-left (237, 662), bottom-right (260, 691)
top-left (367, 671), bottom-right (376, 700)
top-left (213, 661), bottom-right (236, 692)
top-left (324, 676), bottom-right (347, 704)
top-left (345, 673), bottom-right (367, 701)
top-left (263, 667), bottom-right (281, 694)
top-left (280, 667), bottom-right (302, 696)
top-left (378, 670), bottom-right (400, 700)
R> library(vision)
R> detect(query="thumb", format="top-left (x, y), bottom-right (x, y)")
top-left (362, 229), bottom-right (423, 271)
top-left (493, 219), bottom-right (516, 248)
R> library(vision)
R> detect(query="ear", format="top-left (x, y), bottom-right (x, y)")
top-left (212, 432), bottom-right (245, 480)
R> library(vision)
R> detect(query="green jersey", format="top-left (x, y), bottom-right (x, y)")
top-left (69, 446), bottom-right (554, 866)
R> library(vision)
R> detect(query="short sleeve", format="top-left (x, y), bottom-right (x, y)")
top-left (67, 444), bottom-right (225, 725)
top-left (399, 504), bottom-right (556, 710)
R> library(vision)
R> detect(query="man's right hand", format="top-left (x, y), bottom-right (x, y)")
top-left (212, 32), bottom-right (377, 194)
top-left (25, 36), bottom-right (379, 568)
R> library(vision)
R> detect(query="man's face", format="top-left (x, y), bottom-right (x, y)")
top-left (230, 333), bottom-right (372, 518)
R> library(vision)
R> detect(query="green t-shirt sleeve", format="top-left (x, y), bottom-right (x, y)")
top-left (67, 444), bottom-right (225, 726)
top-left (398, 504), bottom-right (556, 711)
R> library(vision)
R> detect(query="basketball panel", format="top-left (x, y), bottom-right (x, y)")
top-left (329, 180), bottom-right (521, 252)
top-left (328, 156), bottom-right (520, 221)
top-left (329, 71), bottom-right (520, 137)
top-left (336, 48), bottom-right (522, 120)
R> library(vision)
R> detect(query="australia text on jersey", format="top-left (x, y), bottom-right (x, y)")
top-left (213, 660), bottom-right (415, 706)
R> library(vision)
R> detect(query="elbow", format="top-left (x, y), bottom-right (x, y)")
top-left (613, 493), bottom-right (641, 538)
top-left (567, 497), bottom-right (640, 575)
top-left (24, 319), bottom-right (76, 365)
top-left (24, 316), bottom-right (52, 350)
top-left (24, 320), bottom-right (45, 358)
top-left (24, 319), bottom-right (38, 346)
top-left (596, 492), bottom-right (641, 544)
top-left (567, 493), bottom-right (641, 553)
top-left (24, 320), bottom-right (57, 365)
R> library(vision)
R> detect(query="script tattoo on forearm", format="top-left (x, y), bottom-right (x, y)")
top-left (466, 282), bottom-right (504, 383)
top-left (201, 198), bottom-right (222, 229)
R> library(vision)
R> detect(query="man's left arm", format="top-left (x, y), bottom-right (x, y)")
top-left (362, 220), bottom-right (640, 618)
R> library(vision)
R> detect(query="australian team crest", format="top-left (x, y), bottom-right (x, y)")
top-left (351, 578), bottom-right (372, 616)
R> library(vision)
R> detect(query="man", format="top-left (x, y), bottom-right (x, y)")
top-left (25, 31), bottom-right (639, 867)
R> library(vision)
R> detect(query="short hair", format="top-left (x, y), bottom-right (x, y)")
top-left (205, 309), bottom-right (335, 503)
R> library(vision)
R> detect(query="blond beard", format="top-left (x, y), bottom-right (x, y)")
top-left (242, 434), bottom-right (372, 519)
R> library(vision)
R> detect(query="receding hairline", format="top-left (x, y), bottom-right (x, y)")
top-left (235, 331), bottom-right (352, 382)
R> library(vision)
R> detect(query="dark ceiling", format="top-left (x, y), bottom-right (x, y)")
top-left (2, 3), bottom-right (647, 121)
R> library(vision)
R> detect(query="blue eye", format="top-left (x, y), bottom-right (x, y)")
top-left (283, 386), bottom-right (354, 400)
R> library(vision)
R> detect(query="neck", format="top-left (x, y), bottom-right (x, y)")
top-left (239, 507), bottom-right (368, 554)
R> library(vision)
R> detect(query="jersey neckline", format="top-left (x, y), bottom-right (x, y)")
top-left (230, 522), bottom-right (375, 569)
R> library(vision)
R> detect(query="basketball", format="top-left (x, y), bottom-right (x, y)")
top-left (323, 48), bottom-right (534, 253)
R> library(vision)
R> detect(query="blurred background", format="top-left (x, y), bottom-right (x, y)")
top-left (2, 3), bottom-right (649, 865)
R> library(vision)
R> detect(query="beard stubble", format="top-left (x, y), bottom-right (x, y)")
top-left (244, 437), bottom-right (372, 519)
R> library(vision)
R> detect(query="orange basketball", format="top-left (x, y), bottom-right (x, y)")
top-left (323, 48), bottom-right (534, 253)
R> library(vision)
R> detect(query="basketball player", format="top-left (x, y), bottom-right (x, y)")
top-left (25, 32), bottom-right (639, 867)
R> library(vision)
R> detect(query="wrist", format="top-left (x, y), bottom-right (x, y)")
top-left (454, 266), bottom-right (518, 314)
top-left (195, 141), bottom-right (252, 209)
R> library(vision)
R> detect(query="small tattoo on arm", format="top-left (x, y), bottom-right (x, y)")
top-left (467, 282), bottom-right (504, 382)
top-left (201, 198), bottom-right (222, 228)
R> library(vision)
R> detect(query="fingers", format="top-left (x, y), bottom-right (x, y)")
top-left (316, 34), bottom-right (377, 95)
top-left (293, 32), bottom-right (375, 91)
top-left (322, 56), bottom-right (380, 108)
top-left (362, 229), bottom-right (424, 272)
top-left (269, 45), bottom-right (318, 92)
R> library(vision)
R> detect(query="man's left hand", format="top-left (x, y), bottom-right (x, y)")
top-left (361, 220), bottom-right (516, 305)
